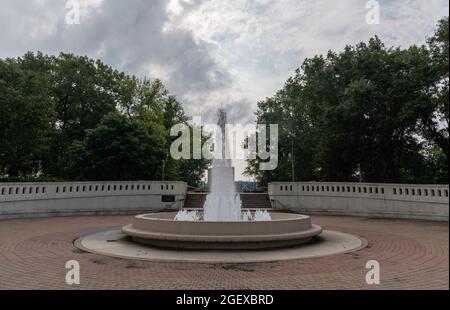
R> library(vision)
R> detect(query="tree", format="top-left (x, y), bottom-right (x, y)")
top-left (246, 18), bottom-right (449, 185)
top-left (1, 51), bottom-right (210, 185)
top-left (117, 77), bottom-right (210, 186)
top-left (0, 53), bottom-right (55, 177)
top-left (421, 17), bottom-right (449, 159)
top-left (45, 53), bottom-right (126, 177)
top-left (62, 113), bottom-right (165, 181)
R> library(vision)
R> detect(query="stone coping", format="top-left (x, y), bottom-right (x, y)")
top-left (76, 229), bottom-right (366, 263)
top-left (121, 212), bottom-right (323, 250)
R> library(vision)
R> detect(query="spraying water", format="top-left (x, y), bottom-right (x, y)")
top-left (203, 158), bottom-right (242, 221)
top-left (176, 109), bottom-right (271, 222)
top-left (203, 109), bottom-right (241, 221)
top-left (175, 209), bottom-right (201, 221)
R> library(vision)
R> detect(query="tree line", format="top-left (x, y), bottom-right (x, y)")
top-left (246, 17), bottom-right (448, 185)
top-left (0, 52), bottom-right (209, 186)
top-left (1, 18), bottom-right (448, 186)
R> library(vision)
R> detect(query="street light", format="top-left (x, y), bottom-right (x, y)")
top-left (287, 109), bottom-right (295, 183)
top-left (162, 153), bottom-right (169, 181)
top-left (290, 139), bottom-right (295, 182)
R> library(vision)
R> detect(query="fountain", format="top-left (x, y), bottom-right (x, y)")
top-left (121, 109), bottom-right (322, 250)
top-left (180, 109), bottom-right (271, 222)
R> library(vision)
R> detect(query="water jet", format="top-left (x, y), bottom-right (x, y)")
top-left (122, 109), bottom-right (322, 250)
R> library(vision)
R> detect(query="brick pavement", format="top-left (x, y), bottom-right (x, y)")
top-left (0, 215), bottom-right (447, 290)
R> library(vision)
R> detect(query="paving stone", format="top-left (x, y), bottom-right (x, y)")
top-left (0, 215), bottom-right (447, 290)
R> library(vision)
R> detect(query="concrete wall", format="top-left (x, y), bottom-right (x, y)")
top-left (0, 181), bottom-right (187, 219)
top-left (2, 180), bottom-right (448, 221)
top-left (269, 182), bottom-right (449, 221)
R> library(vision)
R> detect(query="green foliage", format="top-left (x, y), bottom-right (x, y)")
top-left (62, 113), bottom-right (165, 181)
top-left (2, 18), bottom-right (447, 186)
top-left (0, 52), bottom-right (55, 177)
top-left (246, 18), bottom-right (449, 185)
top-left (166, 126), bottom-right (211, 187)
top-left (0, 52), bottom-right (210, 185)
top-left (421, 17), bottom-right (449, 159)
top-left (116, 75), bottom-right (210, 186)
top-left (425, 146), bottom-right (449, 184)
top-left (0, 176), bottom-right (62, 183)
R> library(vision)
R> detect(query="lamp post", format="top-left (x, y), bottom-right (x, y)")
top-left (288, 111), bottom-right (295, 183)
top-left (291, 138), bottom-right (295, 182)
top-left (162, 154), bottom-right (168, 181)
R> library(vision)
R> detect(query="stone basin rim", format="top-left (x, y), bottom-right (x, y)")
top-left (136, 211), bottom-right (310, 223)
top-left (121, 212), bottom-right (323, 249)
top-left (121, 224), bottom-right (323, 241)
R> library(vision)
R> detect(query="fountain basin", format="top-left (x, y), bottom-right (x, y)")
top-left (122, 212), bottom-right (322, 250)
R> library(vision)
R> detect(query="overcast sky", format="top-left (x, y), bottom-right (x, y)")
top-left (0, 0), bottom-right (448, 180)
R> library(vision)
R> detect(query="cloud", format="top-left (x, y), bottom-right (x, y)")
top-left (0, 0), bottom-right (448, 179)
top-left (172, 0), bottom-right (448, 123)
top-left (0, 0), bottom-right (232, 122)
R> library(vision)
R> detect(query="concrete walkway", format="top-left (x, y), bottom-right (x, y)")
top-left (0, 215), bottom-right (447, 289)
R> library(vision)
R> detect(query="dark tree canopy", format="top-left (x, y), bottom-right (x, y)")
top-left (0, 53), bottom-right (55, 177)
top-left (0, 52), bottom-right (209, 186)
top-left (246, 17), bottom-right (449, 185)
top-left (61, 113), bottom-right (165, 181)
top-left (1, 17), bottom-right (448, 186)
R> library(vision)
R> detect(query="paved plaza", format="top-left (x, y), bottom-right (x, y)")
top-left (0, 215), bottom-right (448, 290)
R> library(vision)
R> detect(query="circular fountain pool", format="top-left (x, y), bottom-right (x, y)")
top-left (121, 212), bottom-right (323, 250)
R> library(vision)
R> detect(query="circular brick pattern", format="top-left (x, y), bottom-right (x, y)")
top-left (0, 215), bottom-right (447, 289)
top-left (75, 229), bottom-right (365, 263)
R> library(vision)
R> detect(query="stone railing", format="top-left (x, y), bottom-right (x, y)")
top-left (269, 182), bottom-right (449, 221)
top-left (0, 181), bottom-right (187, 219)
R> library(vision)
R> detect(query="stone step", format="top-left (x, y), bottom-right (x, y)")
top-left (184, 192), bottom-right (271, 209)
top-left (183, 193), bottom-right (207, 209)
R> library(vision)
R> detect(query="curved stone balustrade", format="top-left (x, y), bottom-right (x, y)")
top-left (269, 182), bottom-right (449, 221)
top-left (1, 181), bottom-right (448, 221)
top-left (0, 181), bottom-right (187, 219)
